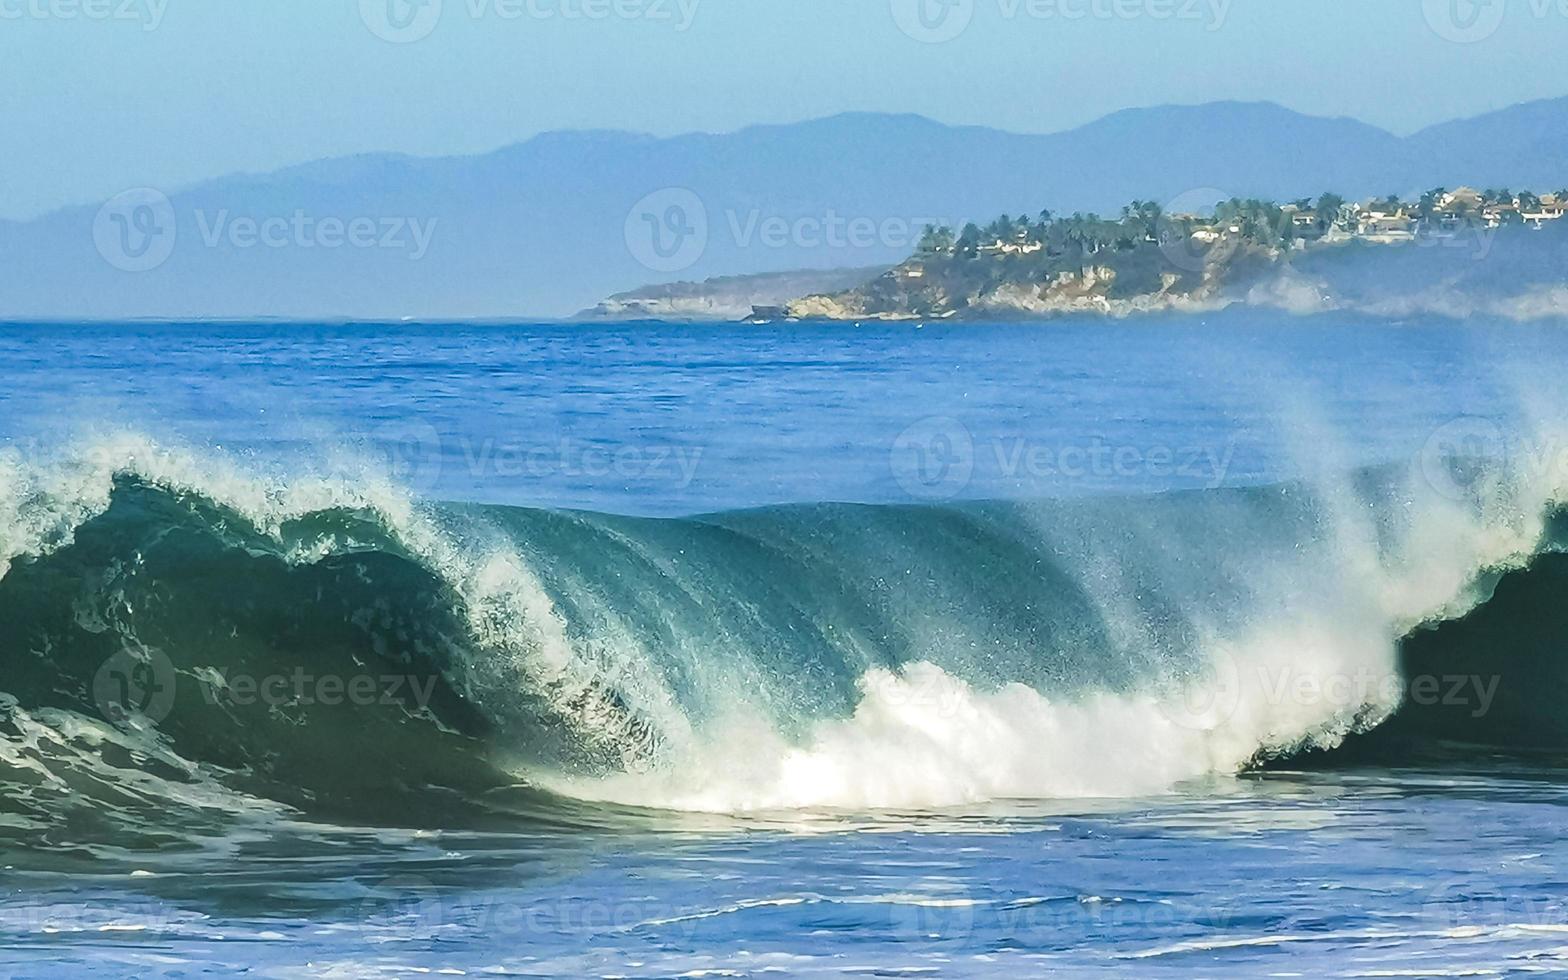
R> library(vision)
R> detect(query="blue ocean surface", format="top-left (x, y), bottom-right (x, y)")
top-left (3, 311), bottom-right (1568, 977)
top-left (1, 311), bottom-right (1554, 513)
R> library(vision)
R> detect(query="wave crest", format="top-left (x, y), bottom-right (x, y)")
top-left (1, 431), bottom-right (1565, 828)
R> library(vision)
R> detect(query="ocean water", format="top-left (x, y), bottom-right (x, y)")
top-left (4, 312), bottom-right (1568, 977)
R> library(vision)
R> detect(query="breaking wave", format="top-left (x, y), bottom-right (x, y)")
top-left (2, 430), bottom-right (1567, 845)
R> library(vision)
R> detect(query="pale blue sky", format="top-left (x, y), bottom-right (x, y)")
top-left (2, 0), bottom-right (1566, 220)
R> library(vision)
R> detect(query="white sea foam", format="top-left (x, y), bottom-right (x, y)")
top-left (550, 648), bottom-right (1383, 812)
top-left (552, 421), bottom-right (1568, 813)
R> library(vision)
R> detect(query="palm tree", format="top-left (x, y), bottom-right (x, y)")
top-left (983, 215), bottom-right (1014, 245)
top-left (917, 224), bottom-right (956, 254)
top-left (1317, 193), bottom-right (1346, 231)
top-left (956, 223), bottom-right (982, 258)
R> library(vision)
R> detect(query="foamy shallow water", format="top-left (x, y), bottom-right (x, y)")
top-left (6, 769), bottom-right (1568, 978)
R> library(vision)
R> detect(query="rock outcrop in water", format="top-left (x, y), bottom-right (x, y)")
top-left (575, 267), bottom-right (888, 321)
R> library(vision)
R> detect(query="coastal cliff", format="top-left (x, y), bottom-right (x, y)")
top-left (784, 239), bottom-right (1274, 321)
top-left (780, 193), bottom-right (1568, 323)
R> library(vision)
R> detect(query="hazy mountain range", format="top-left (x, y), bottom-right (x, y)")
top-left (3, 98), bottom-right (1567, 320)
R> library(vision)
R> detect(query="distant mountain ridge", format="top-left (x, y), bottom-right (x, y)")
top-left (3, 98), bottom-right (1567, 319)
